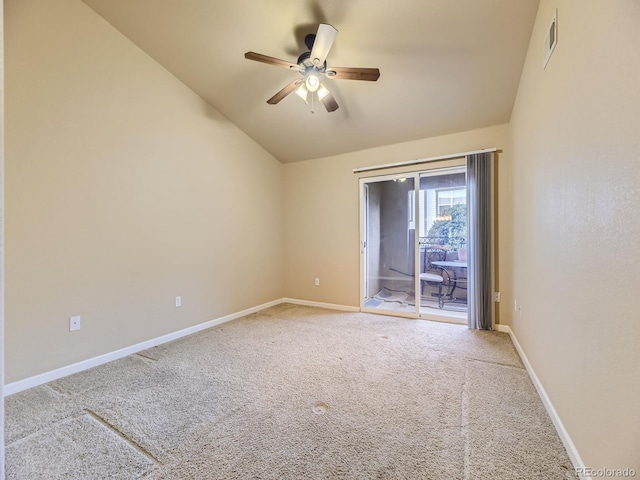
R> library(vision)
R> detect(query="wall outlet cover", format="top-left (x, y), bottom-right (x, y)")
top-left (69, 315), bottom-right (81, 332)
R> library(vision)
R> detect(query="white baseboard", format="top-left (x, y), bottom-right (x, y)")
top-left (282, 298), bottom-right (359, 312)
top-left (4, 298), bottom-right (360, 396)
top-left (3, 298), bottom-right (283, 397)
top-left (494, 324), bottom-right (511, 333)
top-left (497, 324), bottom-right (589, 480)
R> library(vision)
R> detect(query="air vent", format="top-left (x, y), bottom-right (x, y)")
top-left (543, 9), bottom-right (558, 69)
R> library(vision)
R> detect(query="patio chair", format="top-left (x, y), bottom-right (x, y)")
top-left (419, 246), bottom-right (451, 308)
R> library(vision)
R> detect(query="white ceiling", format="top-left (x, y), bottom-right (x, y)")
top-left (82, 0), bottom-right (539, 163)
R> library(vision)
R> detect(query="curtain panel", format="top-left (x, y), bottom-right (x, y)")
top-left (466, 152), bottom-right (493, 330)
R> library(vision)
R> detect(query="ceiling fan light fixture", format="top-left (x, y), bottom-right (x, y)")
top-left (317, 83), bottom-right (330, 100)
top-left (305, 74), bottom-right (320, 92)
top-left (295, 84), bottom-right (309, 103)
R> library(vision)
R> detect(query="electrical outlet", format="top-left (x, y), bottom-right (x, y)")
top-left (493, 292), bottom-right (501, 302)
top-left (175, 296), bottom-right (182, 308)
top-left (315, 278), bottom-right (320, 286)
top-left (69, 315), bottom-right (81, 332)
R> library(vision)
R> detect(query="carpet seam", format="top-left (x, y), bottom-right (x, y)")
top-left (464, 356), bottom-right (525, 370)
top-left (42, 383), bottom-right (73, 397)
top-left (5, 413), bottom-right (86, 447)
top-left (134, 352), bottom-right (159, 362)
top-left (461, 360), bottom-right (470, 480)
top-left (85, 409), bottom-right (162, 466)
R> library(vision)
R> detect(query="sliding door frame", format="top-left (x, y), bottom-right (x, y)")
top-left (416, 166), bottom-right (468, 324)
top-left (359, 172), bottom-right (420, 319)
top-left (359, 161), bottom-right (469, 324)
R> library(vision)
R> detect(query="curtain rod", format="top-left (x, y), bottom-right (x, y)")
top-left (352, 148), bottom-right (497, 174)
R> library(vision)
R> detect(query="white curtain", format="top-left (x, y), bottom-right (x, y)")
top-left (467, 152), bottom-right (493, 330)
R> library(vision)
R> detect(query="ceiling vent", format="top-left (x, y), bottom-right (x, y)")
top-left (543, 9), bottom-right (558, 69)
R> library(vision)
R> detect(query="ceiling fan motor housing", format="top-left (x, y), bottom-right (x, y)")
top-left (296, 51), bottom-right (327, 73)
top-left (304, 33), bottom-right (316, 51)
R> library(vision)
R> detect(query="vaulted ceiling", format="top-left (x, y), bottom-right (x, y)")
top-left (82, 0), bottom-right (539, 163)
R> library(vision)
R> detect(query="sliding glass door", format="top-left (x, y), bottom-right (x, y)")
top-left (361, 175), bottom-right (417, 316)
top-left (360, 166), bottom-right (468, 322)
top-left (417, 168), bottom-right (468, 320)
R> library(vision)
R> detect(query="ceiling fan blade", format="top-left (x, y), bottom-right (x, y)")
top-left (267, 79), bottom-right (303, 105)
top-left (320, 91), bottom-right (339, 112)
top-left (244, 52), bottom-right (300, 70)
top-left (310, 24), bottom-right (338, 67)
top-left (326, 67), bottom-right (380, 81)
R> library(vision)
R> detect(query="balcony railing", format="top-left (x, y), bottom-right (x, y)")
top-left (419, 235), bottom-right (467, 251)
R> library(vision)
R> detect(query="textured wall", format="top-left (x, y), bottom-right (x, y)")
top-left (510, 0), bottom-right (640, 470)
top-left (4, 0), bottom-right (284, 382)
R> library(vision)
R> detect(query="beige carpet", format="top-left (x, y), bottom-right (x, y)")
top-left (5, 304), bottom-right (577, 479)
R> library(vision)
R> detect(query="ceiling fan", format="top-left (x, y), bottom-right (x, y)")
top-left (244, 24), bottom-right (380, 112)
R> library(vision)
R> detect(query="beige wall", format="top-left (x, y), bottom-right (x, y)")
top-left (510, 0), bottom-right (640, 471)
top-left (4, 0), bottom-right (284, 383)
top-left (1, 0), bottom-right (6, 473)
top-left (283, 124), bottom-right (512, 324)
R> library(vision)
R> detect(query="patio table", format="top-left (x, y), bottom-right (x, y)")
top-left (432, 260), bottom-right (467, 301)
